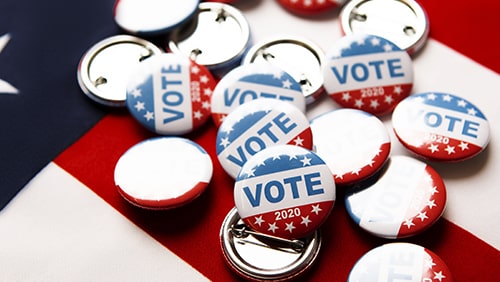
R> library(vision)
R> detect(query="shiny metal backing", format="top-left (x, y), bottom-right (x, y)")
top-left (168, 3), bottom-right (251, 76)
top-left (340, 0), bottom-right (429, 55)
top-left (242, 36), bottom-right (326, 105)
top-left (220, 207), bottom-right (322, 281)
top-left (77, 35), bottom-right (162, 107)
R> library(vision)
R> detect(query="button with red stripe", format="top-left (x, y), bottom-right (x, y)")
top-left (322, 34), bottom-right (413, 115)
top-left (392, 92), bottom-right (490, 162)
top-left (126, 53), bottom-right (216, 135)
top-left (345, 155), bottom-right (446, 239)
top-left (114, 137), bottom-right (213, 210)
top-left (349, 243), bottom-right (452, 282)
top-left (216, 98), bottom-right (313, 179)
top-left (211, 63), bottom-right (305, 127)
top-left (310, 108), bottom-right (390, 185)
top-left (277, 0), bottom-right (347, 15)
top-left (234, 145), bottom-right (335, 239)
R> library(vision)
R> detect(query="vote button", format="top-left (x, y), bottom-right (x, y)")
top-left (392, 92), bottom-right (490, 162)
top-left (126, 53), bottom-right (216, 136)
top-left (216, 98), bottom-right (313, 179)
top-left (234, 145), bottom-right (336, 240)
top-left (349, 243), bottom-right (452, 282)
top-left (322, 34), bottom-right (414, 116)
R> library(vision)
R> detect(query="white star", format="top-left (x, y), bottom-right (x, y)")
top-left (202, 101), bottom-right (211, 109)
top-left (444, 145), bottom-right (455, 155)
top-left (355, 37), bottom-right (365, 45)
top-left (393, 86), bottom-right (403, 95)
top-left (134, 101), bottom-right (145, 111)
top-left (245, 168), bottom-right (255, 177)
top-left (311, 204), bottom-right (322, 215)
top-left (354, 99), bottom-right (364, 108)
top-left (467, 107), bottom-right (477, 116)
top-left (429, 186), bottom-right (438, 195)
top-left (130, 88), bottom-right (142, 98)
top-left (370, 37), bottom-right (381, 46)
top-left (457, 99), bottom-right (467, 107)
top-left (200, 75), bottom-right (209, 84)
top-left (425, 258), bottom-right (436, 269)
top-left (370, 99), bottom-right (379, 109)
top-left (194, 111), bottom-right (203, 120)
top-left (384, 95), bottom-right (394, 104)
top-left (383, 43), bottom-right (393, 51)
top-left (335, 174), bottom-right (344, 180)
top-left (191, 65), bottom-right (200, 74)
top-left (293, 136), bottom-right (304, 146)
top-left (427, 199), bottom-right (436, 209)
top-left (285, 222), bottom-right (296, 233)
top-left (143, 111), bottom-right (154, 121)
top-left (351, 167), bottom-right (361, 175)
top-left (203, 88), bottom-right (212, 96)
top-left (458, 141), bottom-right (469, 151)
top-left (428, 144), bottom-right (439, 153)
top-left (271, 70), bottom-right (283, 79)
top-left (417, 212), bottom-right (428, 221)
top-left (272, 154), bottom-right (281, 160)
top-left (342, 92), bottom-right (351, 101)
top-left (301, 216), bottom-right (312, 227)
top-left (0, 34), bottom-right (18, 94)
top-left (268, 222), bottom-right (279, 233)
top-left (289, 153), bottom-right (298, 160)
top-left (403, 218), bottom-right (415, 228)
top-left (414, 96), bottom-right (425, 103)
top-left (219, 137), bottom-right (230, 148)
top-left (433, 271), bottom-right (446, 281)
top-left (300, 156), bottom-right (312, 166)
top-left (442, 94), bottom-right (452, 102)
top-left (282, 79), bottom-right (292, 89)
top-left (254, 216), bottom-right (265, 226)
top-left (426, 93), bottom-right (437, 100)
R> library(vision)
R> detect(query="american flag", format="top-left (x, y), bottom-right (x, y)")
top-left (0, 0), bottom-right (499, 281)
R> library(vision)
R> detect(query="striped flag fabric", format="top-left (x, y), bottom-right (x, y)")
top-left (0, 0), bottom-right (499, 281)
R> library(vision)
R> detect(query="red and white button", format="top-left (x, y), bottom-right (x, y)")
top-left (234, 145), bottom-right (336, 239)
top-left (322, 34), bottom-right (413, 115)
top-left (114, 137), bottom-right (213, 210)
top-left (216, 98), bottom-right (313, 179)
top-left (392, 92), bottom-right (490, 162)
top-left (310, 109), bottom-right (390, 185)
top-left (277, 0), bottom-right (347, 15)
top-left (345, 155), bottom-right (447, 239)
top-left (126, 53), bottom-right (216, 135)
top-left (349, 243), bottom-right (452, 282)
top-left (210, 63), bottom-right (305, 127)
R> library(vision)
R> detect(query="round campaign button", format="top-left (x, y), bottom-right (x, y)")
top-left (345, 155), bottom-right (446, 239)
top-left (310, 109), bottom-right (391, 185)
top-left (114, 0), bottom-right (199, 35)
top-left (216, 99), bottom-right (313, 179)
top-left (77, 35), bottom-right (163, 107)
top-left (234, 145), bottom-right (336, 239)
top-left (242, 36), bottom-right (326, 105)
top-left (322, 34), bottom-right (414, 116)
top-left (211, 63), bottom-right (306, 127)
top-left (277, 0), bottom-right (347, 15)
top-left (392, 92), bottom-right (490, 162)
top-left (340, 0), bottom-right (430, 55)
top-left (168, 2), bottom-right (251, 77)
top-left (220, 207), bottom-right (322, 281)
top-left (349, 243), bottom-right (452, 282)
top-left (114, 137), bottom-right (213, 210)
top-left (126, 52), bottom-right (216, 135)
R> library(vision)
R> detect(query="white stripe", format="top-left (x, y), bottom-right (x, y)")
top-left (0, 163), bottom-right (208, 282)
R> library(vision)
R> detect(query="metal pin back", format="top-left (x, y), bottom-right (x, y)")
top-left (340, 0), bottom-right (429, 55)
top-left (220, 207), bottom-right (322, 281)
top-left (77, 35), bottom-right (162, 107)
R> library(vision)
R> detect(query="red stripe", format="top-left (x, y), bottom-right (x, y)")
top-left (419, 0), bottom-right (500, 73)
top-left (54, 113), bottom-right (499, 281)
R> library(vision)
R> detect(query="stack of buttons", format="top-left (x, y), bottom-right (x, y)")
top-left (72, 0), bottom-right (493, 280)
